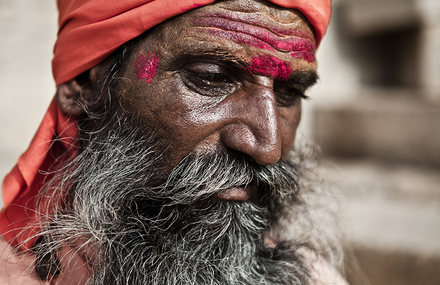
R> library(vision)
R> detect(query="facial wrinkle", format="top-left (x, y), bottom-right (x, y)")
top-left (192, 12), bottom-right (316, 64)
top-left (193, 16), bottom-right (316, 53)
top-left (199, 11), bottom-right (314, 39)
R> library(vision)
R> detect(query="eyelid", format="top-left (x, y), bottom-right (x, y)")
top-left (184, 62), bottom-right (223, 74)
top-left (181, 65), bottom-right (237, 97)
top-left (184, 61), bottom-right (242, 86)
top-left (172, 50), bottom-right (247, 70)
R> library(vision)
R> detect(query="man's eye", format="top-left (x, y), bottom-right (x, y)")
top-left (274, 84), bottom-right (310, 107)
top-left (186, 71), bottom-right (232, 85)
top-left (182, 62), bottom-right (236, 97)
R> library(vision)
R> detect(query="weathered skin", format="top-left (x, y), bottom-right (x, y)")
top-left (115, 0), bottom-right (317, 178)
top-left (56, 0), bottom-right (318, 202)
top-left (5, 1), bottom-right (348, 284)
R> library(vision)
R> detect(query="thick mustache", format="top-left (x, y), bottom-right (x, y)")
top-left (148, 150), bottom-right (301, 205)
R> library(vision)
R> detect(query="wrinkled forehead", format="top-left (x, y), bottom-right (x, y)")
top-left (128, 0), bottom-right (316, 68)
top-left (53, 0), bottom-right (330, 85)
top-left (161, 0), bottom-right (314, 40)
top-left (190, 0), bottom-right (313, 24)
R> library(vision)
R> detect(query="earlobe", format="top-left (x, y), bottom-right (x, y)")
top-left (56, 66), bottom-right (100, 116)
top-left (56, 79), bottom-right (87, 116)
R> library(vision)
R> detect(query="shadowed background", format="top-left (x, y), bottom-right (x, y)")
top-left (1, 0), bottom-right (439, 284)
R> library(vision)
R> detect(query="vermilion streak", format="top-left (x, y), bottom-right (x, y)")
top-left (205, 12), bottom-right (314, 39)
top-left (193, 15), bottom-right (316, 62)
top-left (247, 54), bottom-right (292, 81)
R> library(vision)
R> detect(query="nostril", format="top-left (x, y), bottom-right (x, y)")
top-left (222, 132), bottom-right (281, 166)
top-left (219, 119), bottom-right (282, 165)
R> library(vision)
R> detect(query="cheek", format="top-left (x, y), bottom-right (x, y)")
top-left (134, 75), bottom-right (222, 166)
top-left (280, 102), bottom-right (302, 158)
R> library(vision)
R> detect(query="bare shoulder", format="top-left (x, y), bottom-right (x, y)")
top-left (301, 248), bottom-right (350, 285)
top-left (0, 235), bottom-right (46, 285)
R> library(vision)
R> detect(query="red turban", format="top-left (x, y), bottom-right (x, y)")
top-left (1, 0), bottom-right (331, 250)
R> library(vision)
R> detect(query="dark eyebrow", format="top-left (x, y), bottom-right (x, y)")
top-left (167, 48), bottom-right (319, 89)
top-left (288, 70), bottom-right (319, 89)
top-left (168, 48), bottom-right (247, 70)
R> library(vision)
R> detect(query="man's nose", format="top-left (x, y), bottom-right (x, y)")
top-left (220, 79), bottom-right (282, 165)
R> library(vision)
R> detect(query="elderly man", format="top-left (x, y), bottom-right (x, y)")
top-left (0, 0), bottom-right (348, 284)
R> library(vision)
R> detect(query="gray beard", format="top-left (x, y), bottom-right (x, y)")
top-left (36, 115), bottom-right (336, 285)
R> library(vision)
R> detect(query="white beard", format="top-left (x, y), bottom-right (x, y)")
top-left (34, 117), bottom-right (342, 285)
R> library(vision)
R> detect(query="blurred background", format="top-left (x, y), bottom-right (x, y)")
top-left (307, 0), bottom-right (440, 284)
top-left (1, 0), bottom-right (439, 284)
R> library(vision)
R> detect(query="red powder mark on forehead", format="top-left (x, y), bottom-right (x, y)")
top-left (135, 52), bottom-right (159, 83)
top-left (291, 51), bottom-right (316, 63)
top-left (193, 16), bottom-right (316, 63)
top-left (206, 12), bottom-right (315, 40)
top-left (194, 17), bottom-right (316, 53)
top-left (205, 29), bottom-right (274, 51)
top-left (247, 54), bottom-right (292, 81)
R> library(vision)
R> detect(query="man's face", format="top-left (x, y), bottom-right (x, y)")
top-left (38, 2), bottom-right (327, 283)
top-left (118, 0), bottom-right (317, 177)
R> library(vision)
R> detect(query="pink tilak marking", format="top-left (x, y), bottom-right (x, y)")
top-left (205, 29), bottom-right (274, 51)
top-left (135, 52), bottom-right (159, 83)
top-left (194, 17), bottom-right (316, 53)
top-left (291, 51), bottom-right (316, 63)
top-left (247, 54), bottom-right (292, 81)
top-left (193, 16), bottom-right (316, 63)
top-left (206, 12), bottom-right (315, 39)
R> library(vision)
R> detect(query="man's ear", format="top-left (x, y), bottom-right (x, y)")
top-left (55, 65), bottom-right (102, 116)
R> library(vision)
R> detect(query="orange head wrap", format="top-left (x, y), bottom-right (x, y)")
top-left (1, 0), bottom-right (331, 250)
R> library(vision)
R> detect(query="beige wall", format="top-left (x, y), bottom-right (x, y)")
top-left (0, 1), bottom-right (58, 208)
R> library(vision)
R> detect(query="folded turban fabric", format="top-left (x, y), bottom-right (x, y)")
top-left (1, 0), bottom-right (331, 250)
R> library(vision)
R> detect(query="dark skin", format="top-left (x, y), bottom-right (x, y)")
top-left (56, 0), bottom-right (318, 201)
top-left (0, 2), bottom-right (349, 284)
